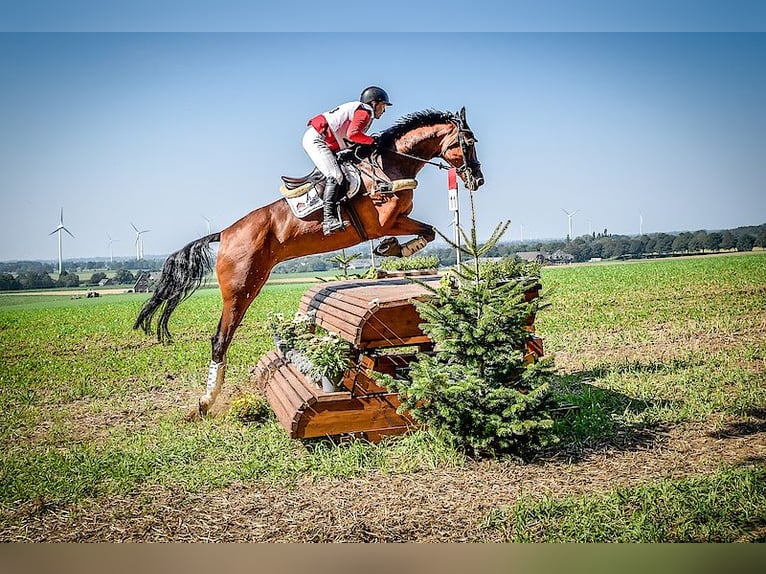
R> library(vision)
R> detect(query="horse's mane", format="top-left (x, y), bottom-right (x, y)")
top-left (378, 109), bottom-right (456, 147)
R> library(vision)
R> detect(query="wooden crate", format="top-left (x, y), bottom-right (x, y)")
top-left (298, 276), bottom-right (443, 349)
top-left (253, 350), bottom-right (415, 441)
top-left (254, 275), bottom-right (544, 442)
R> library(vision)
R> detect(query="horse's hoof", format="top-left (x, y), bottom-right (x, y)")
top-left (197, 398), bottom-right (210, 417)
top-left (374, 237), bottom-right (401, 257)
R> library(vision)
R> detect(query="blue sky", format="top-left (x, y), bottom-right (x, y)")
top-left (1, 4), bottom-right (765, 261)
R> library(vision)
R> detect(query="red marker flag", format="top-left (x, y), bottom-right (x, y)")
top-left (447, 167), bottom-right (458, 212)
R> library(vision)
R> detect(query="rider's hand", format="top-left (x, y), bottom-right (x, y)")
top-left (355, 143), bottom-right (375, 159)
top-left (337, 148), bottom-right (355, 163)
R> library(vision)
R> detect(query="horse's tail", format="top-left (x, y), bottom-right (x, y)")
top-left (133, 232), bottom-right (220, 343)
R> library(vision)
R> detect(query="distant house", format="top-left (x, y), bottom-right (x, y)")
top-left (133, 272), bottom-right (151, 293)
top-left (98, 278), bottom-right (113, 287)
top-left (550, 250), bottom-right (575, 264)
top-left (516, 251), bottom-right (549, 264)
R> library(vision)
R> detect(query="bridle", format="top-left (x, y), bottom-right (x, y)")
top-left (380, 112), bottom-right (481, 176)
top-left (444, 116), bottom-right (482, 182)
top-left (356, 111), bottom-right (482, 192)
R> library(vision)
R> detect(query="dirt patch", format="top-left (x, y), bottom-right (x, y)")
top-left (3, 418), bottom-right (764, 542)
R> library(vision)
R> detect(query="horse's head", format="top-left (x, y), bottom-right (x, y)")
top-left (442, 107), bottom-right (484, 191)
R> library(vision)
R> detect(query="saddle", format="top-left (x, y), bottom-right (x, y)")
top-left (280, 167), bottom-right (325, 191)
top-left (279, 162), bottom-right (363, 219)
top-left (279, 160), bottom-right (419, 220)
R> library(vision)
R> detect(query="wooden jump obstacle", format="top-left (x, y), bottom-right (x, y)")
top-left (253, 275), bottom-right (544, 442)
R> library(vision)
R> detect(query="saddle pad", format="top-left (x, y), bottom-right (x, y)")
top-left (390, 179), bottom-right (417, 192)
top-left (285, 187), bottom-right (323, 219)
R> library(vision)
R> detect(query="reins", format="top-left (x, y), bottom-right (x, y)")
top-left (383, 148), bottom-right (453, 170)
top-left (378, 115), bottom-right (479, 175)
top-left (351, 111), bottom-right (480, 195)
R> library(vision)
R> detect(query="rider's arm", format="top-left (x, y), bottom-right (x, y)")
top-left (346, 109), bottom-right (375, 145)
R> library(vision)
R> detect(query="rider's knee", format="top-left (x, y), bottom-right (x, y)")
top-left (328, 168), bottom-right (344, 184)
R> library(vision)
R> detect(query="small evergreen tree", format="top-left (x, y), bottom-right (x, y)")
top-left (377, 193), bottom-right (558, 458)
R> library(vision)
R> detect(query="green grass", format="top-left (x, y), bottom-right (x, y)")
top-left (1, 252), bottom-right (765, 540)
top-left (539, 253), bottom-right (766, 440)
top-left (483, 464), bottom-right (766, 542)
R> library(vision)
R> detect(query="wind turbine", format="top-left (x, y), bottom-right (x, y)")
top-left (131, 223), bottom-right (150, 261)
top-left (49, 208), bottom-right (74, 274)
top-left (107, 234), bottom-right (119, 263)
top-left (562, 208), bottom-right (579, 240)
top-left (639, 212), bottom-right (644, 235)
top-left (202, 215), bottom-right (212, 235)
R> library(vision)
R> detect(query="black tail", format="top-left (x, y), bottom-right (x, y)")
top-left (133, 233), bottom-right (220, 343)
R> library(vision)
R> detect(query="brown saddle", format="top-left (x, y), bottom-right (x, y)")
top-left (280, 167), bottom-right (325, 191)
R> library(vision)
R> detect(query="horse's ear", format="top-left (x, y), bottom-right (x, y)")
top-left (459, 106), bottom-right (467, 122)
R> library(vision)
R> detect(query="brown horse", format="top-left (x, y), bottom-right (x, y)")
top-left (134, 107), bottom-right (484, 414)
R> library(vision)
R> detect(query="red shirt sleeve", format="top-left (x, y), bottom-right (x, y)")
top-left (346, 108), bottom-right (374, 145)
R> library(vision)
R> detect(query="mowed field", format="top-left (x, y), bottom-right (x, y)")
top-left (1, 253), bottom-right (765, 542)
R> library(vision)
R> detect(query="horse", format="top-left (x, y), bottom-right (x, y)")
top-left (134, 107), bottom-right (485, 415)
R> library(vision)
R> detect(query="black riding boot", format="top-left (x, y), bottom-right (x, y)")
top-left (322, 177), bottom-right (344, 235)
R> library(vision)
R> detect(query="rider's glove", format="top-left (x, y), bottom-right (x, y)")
top-left (354, 142), bottom-right (376, 159)
top-left (337, 148), bottom-right (355, 163)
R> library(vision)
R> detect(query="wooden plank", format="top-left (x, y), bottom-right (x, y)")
top-left (526, 336), bottom-right (544, 358)
top-left (252, 350), bottom-right (283, 381)
top-left (300, 286), bottom-right (375, 315)
top-left (270, 369), bottom-right (308, 414)
top-left (364, 335), bottom-right (432, 349)
top-left (361, 307), bottom-right (425, 345)
top-left (312, 312), bottom-right (361, 344)
top-left (314, 304), bottom-right (367, 327)
top-left (346, 368), bottom-right (390, 395)
top-left (283, 361), bottom-right (352, 403)
top-left (302, 292), bottom-right (372, 319)
top-left (278, 362), bottom-right (316, 405)
top-left (296, 393), bottom-right (414, 438)
top-left (263, 380), bottom-right (300, 432)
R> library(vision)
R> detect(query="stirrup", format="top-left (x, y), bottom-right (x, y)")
top-left (323, 218), bottom-right (344, 235)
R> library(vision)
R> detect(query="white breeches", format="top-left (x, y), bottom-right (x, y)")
top-left (302, 127), bottom-right (343, 182)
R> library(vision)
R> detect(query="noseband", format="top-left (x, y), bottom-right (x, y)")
top-left (448, 118), bottom-right (481, 182)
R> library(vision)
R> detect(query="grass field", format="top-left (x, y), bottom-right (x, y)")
top-left (1, 253), bottom-right (764, 542)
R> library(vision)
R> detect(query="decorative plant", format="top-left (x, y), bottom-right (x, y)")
top-left (265, 311), bottom-right (351, 388)
top-left (380, 255), bottom-right (440, 272)
top-left (300, 330), bottom-right (352, 384)
top-left (266, 311), bottom-right (313, 351)
top-left (320, 249), bottom-right (377, 281)
top-left (329, 249), bottom-right (361, 279)
top-left (228, 392), bottom-right (272, 423)
top-left (375, 193), bottom-right (558, 459)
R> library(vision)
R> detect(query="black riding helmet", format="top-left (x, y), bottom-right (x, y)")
top-left (360, 86), bottom-right (392, 106)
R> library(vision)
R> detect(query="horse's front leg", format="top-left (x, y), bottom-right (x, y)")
top-left (375, 216), bottom-right (435, 258)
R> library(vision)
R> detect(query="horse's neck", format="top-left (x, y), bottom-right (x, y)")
top-left (400, 124), bottom-right (452, 160)
top-left (383, 125), bottom-right (451, 179)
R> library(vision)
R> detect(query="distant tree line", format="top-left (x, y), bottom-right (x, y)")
top-left (429, 223), bottom-right (766, 265)
top-left (271, 255), bottom-right (330, 274)
top-left (1, 224), bottom-right (764, 291)
top-left (0, 267), bottom-right (141, 291)
top-left (0, 258), bottom-right (163, 276)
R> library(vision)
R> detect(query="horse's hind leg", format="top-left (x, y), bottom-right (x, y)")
top-left (198, 280), bottom-right (264, 415)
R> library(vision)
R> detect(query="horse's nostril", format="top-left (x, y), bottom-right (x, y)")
top-left (476, 177), bottom-right (485, 187)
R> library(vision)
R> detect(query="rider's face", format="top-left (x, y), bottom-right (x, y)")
top-left (373, 101), bottom-right (389, 119)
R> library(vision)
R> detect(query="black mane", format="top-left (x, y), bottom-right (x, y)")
top-left (378, 109), bottom-right (456, 147)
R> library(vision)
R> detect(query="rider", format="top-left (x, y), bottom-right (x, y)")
top-left (303, 86), bottom-right (392, 235)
